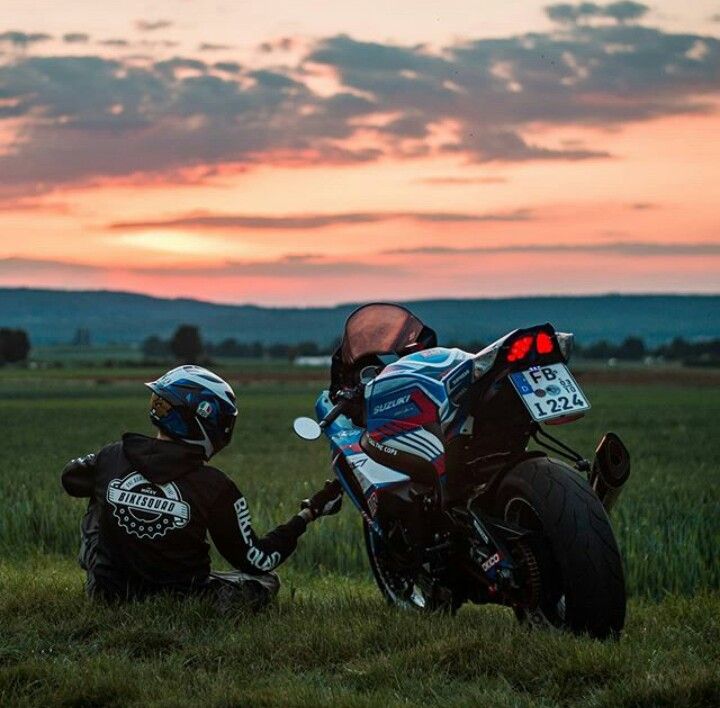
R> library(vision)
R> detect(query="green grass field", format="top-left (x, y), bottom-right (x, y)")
top-left (1, 368), bottom-right (719, 706)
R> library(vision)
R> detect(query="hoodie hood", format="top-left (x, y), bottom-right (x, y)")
top-left (122, 433), bottom-right (205, 484)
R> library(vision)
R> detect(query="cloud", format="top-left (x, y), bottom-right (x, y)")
top-left (199, 43), bottom-right (233, 52)
top-left (446, 130), bottom-right (608, 162)
top-left (0, 197), bottom-right (71, 214)
top-left (183, 256), bottom-right (401, 278)
top-left (98, 38), bottom-right (129, 47)
top-left (545, 2), bottom-right (649, 24)
top-left (416, 176), bottom-right (507, 185)
top-left (384, 241), bottom-right (720, 256)
top-left (0, 31), bottom-right (52, 46)
top-left (4, 239), bottom-right (714, 293)
top-left (307, 25), bottom-right (720, 160)
top-left (135, 20), bottom-right (173, 32)
top-left (214, 61), bottom-right (242, 74)
top-left (0, 257), bottom-right (100, 278)
top-left (0, 255), bottom-right (402, 280)
top-left (63, 33), bottom-right (90, 44)
top-left (258, 38), bottom-right (296, 54)
top-left (154, 57), bottom-right (207, 75)
top-left (0, 15), bottom-right (719, 191)
top-left (108, 209), bottom-right (533, 231)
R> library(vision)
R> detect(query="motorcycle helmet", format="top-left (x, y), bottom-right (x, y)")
top-left (145, 365), bottom-right (237, 460)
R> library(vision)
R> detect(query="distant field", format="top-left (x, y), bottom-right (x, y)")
top-left (1, 367), bottom-right (719, 705)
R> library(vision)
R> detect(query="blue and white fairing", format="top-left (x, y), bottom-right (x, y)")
top-left (315, 347), bottom-right (480, 528)
top-left (367, 347), bottom-right (476, 428)
top-left (361, 347), bottom-right (478, 482)
top-left (315, 391), bottom-right (410, 532)
top-left (316, 330), bottom-right (576, 531)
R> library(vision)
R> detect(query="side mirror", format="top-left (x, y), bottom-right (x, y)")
top-left (293, 417), bottom-right (322, 441)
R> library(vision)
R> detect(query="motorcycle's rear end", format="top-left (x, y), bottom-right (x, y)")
top-left (294, 304), bottom-right (630, 639)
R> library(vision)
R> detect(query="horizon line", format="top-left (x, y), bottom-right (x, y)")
top-left (1, 285), bottom-right (719, 311)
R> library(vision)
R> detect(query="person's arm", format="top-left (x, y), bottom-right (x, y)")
top-left (61, 453), bottom-right (98, 497)
top-left (208, 480), bottom-right (343, 575)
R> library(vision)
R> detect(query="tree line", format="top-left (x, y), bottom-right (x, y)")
top-left (0, 328), bottom-right (30, 364)
top-left (575, 336), bottom-right (720, 364)
top-left (142, 325), bottom-right (336, 362)
top-left (0, 324), bottom-right (718, 366)
top-left (143, 326), bottom-right (720, 365)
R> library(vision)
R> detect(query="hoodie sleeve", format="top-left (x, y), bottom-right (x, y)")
top-left (61, 453), bottom-right (98, 498)
top-left (208, 477), bottom-right (308, 574)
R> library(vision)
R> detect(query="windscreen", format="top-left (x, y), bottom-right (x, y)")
top-left (341, 303), bottom-right (427, 364)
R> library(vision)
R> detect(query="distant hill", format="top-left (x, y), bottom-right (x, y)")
top-left (1, 288), bottom-right (718, 347)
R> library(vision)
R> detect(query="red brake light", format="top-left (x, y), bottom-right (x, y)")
top-left (507, 335), bottom-right (534, 362)
top-left (536, 331), bottom-right (554, 354)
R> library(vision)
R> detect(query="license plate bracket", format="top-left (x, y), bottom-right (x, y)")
top-left (509, 363), bottom-right (590, 422)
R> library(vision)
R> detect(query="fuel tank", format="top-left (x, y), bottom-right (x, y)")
top-left (362, 348), bottom-right (475, 482)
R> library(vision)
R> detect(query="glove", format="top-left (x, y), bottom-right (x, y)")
top-left (301, 480), bottom-right (343, 520)
top-left (68, 453), bottom-right (97, 469)
top-left (61, 453), bottom-right (97, 497)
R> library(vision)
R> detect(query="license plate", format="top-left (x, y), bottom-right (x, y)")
top-left (509, 363), bottom-right (590, 422)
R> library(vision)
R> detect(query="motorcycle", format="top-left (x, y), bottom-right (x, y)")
top-left (293, 303), bottom-right (630, 638)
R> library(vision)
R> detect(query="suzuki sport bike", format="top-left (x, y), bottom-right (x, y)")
top-left (294, 303), bottom-right (630, 638)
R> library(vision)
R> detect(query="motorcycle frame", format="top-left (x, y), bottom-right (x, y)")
top-left (314, 324), bottom-right (630, 598)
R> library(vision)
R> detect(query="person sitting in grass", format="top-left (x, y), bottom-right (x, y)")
top-left (61, 364), bottom-right (342, 610)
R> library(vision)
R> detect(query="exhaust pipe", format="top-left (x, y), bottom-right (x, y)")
top-left (590, 432), bottom-right (631, 514)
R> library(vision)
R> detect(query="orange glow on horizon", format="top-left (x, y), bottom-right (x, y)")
top-left (1, 74), bottom-right (719, 304)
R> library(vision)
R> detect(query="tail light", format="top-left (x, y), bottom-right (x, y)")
top-left (506, 335), bottom-right (534, 362)
top-left (506, 332), bottom-right (555, 363)
top-left (536, 331), bottom-right (554, 354)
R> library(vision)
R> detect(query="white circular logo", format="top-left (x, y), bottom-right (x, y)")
top-left (106, 472), bottom-right (190, 539)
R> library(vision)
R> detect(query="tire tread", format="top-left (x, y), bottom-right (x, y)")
top-left (498, 456), bottom-right (626, 638)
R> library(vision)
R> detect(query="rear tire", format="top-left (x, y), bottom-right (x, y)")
top-left (497, 456), bottom-right (626, 639)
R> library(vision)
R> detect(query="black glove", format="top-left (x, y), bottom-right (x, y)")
top-left (301, 480), bottom-right (343, 520)
top-left (61, 453), bottom-right (97, 497)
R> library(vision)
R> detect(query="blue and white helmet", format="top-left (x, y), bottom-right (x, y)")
top-left (145, 365), bottom-right (237, 460)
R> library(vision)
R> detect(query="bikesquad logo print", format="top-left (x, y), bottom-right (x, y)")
top-left (106, 472), bottom-right (190, 539)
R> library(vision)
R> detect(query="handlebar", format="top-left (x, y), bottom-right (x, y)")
top-left (319, 387), bottom-right (358, 428)
top-left (319, 398), bottom-right (349, 429)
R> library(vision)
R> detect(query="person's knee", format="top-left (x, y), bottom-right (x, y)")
top-left (254, 571), bottom-right (280, 598)
top-left (207, 570), bottom-right (280, 612)
top-left (241, 572), bottom-right (280, 611)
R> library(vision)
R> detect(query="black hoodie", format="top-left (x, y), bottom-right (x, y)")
top-left (61, 433), bottom-right (307, 598)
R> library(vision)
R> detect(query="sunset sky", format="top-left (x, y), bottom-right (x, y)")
top-left (0, 0), bottom-right (718, 304)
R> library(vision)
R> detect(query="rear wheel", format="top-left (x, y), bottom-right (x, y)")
top-left (497, 456), bottom-right (626, 638)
